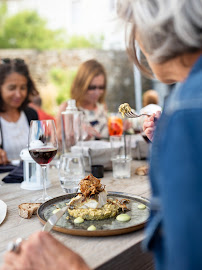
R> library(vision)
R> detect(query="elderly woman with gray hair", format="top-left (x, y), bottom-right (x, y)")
top-left (1, 0), bottom-right (202, 269)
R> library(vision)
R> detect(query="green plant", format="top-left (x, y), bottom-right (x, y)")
top-left (0, 9), bottom-right (66, 50)
top-left (49, 68), bottom-right (77, 105)
top-left (0, 3), bottom-right (105, 50)
top-left (67, 34), bottom-right (105, 49)
top-left (0, 3), bottom-right (8, 28)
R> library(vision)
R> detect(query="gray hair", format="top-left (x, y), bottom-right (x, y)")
top-left (117, 0), bottom-right (202, 66)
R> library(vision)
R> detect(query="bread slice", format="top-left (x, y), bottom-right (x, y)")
top-left (135, 165), bottom-right (149, 176)
top-left (18, 203), bottom-right (41, 219)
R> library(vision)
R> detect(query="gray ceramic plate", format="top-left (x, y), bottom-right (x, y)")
top-left (37, 191), bottom-right (149, 236)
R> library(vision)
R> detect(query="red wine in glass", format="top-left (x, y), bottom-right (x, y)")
top-left (29, 148), bottom-right (57, 165)
top-left (28, 120), bottom-right (58, 203)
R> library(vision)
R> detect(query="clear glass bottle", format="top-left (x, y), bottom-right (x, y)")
top-left (61, 99), bottom-right (83, 153)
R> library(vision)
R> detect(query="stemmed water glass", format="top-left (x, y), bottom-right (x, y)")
top-left (28, 120), bottom-right (58, 203)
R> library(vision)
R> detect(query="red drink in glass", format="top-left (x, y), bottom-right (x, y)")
top-left (108, 115), bottom-right (123, 136)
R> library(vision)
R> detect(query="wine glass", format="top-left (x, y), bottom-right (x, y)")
top-left (28, 120), bottom-right (58, 203)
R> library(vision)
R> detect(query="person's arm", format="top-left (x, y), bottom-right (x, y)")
top-left (0, 148), bottom-right (9, 165)
top-left (0, 231), bottom-right (90, 270)
top-left (158, 111), bottom-right (202, 270)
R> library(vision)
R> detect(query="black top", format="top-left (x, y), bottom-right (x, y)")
top-left (24, 107), bottom-right (38, 125)
top-left (0, 107), bottom-right (38, 149)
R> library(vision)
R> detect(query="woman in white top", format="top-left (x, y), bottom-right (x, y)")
top-left (56, 59), bottom-right (108, 143)
top-left (0, 58), bottom-right (38, 164)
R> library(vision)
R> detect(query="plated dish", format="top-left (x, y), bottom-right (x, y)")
top-left (0, 200), bottom-right (7, 225)
top-left (37, 192), bottom-right (149, 236)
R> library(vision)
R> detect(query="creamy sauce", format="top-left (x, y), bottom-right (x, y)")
top-left (74, 217), bottom-right (84, 224)
top-left (87, 225), bottom-right (97, 231)
top-left (138, 204), bottom-right (146, 210)
top-left (116, 213), bottom-right (131, 222)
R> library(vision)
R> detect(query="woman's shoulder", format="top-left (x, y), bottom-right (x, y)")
top-left (24, 107), bottom-right (39, 124)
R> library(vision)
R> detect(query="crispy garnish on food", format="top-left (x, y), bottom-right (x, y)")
top-left (79, 174), bottom-right (105, 198)
top-left (107, 198), bottom-right (130, 212)
top-left (118, 103), bottom-right (132, 118)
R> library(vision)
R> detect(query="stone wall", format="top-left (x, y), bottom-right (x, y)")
top-left (0, 49), bottom-right (152, 112)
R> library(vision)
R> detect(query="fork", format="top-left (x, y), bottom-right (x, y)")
top-left (124, 111), bottom-right (152, 118)
top-left (124, 111), bottom-right (158, 123)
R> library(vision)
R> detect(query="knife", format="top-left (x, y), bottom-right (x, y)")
top-left (42, 205), bottom-right (68, 232)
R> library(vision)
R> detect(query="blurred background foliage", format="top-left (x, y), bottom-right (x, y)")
top-left (0, 3), bottom-right (104, 50)
top-left (0, 2), bottom-right (105, 115)
top-left (49, 67), bottom-right (77, 106)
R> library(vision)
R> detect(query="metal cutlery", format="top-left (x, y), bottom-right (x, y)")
top-left (123, 111), bottom-right (157, 123)
top-left (124, 111), bottom-right (152, 118)
top-left (42, 205), bottom-right (68, 232)
top-left (6, 205), bottom-right (69, 252)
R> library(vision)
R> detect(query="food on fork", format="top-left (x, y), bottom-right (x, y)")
top-left (118, 103), bottom-right (132, 118)
top-left (18, 203), bottom-right (41, 219)
top-left (67, 174), bottom-right (130, 220)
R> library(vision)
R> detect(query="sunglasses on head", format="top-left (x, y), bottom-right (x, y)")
top-left (88, 85), bottom-right (105, 90)
top-left (1, 58), bottom-right (25, 64)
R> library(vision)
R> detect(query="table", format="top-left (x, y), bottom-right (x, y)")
top-left (0, 160), bottom-right (154, 270)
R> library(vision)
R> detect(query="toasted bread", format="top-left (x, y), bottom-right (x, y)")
top-left (135, 165), bottom-right (149, 176)
top-left (18, 203), bottom-right (41, 219)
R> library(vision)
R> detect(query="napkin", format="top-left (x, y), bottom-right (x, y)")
top-left (2, 162), bottom-right (24, 183)
top-left (71, 140), bottom-right (112, 171)
top-left (0, 164), bottom-right (17, 173)
top-left (71, 137), bottom-right (149, 171)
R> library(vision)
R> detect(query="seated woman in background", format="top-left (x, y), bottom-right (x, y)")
top-left (56, 59), bottom-right (108, 143)
top-left (141, 89), bottom-right (162, 114)
top-left (0, 58), bottom-right (38, 164)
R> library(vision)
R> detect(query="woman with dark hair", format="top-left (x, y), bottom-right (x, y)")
top-left (0, 58), bottom-right (38, 164)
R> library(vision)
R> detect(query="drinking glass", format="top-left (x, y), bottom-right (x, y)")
top-left (110, 135), bottom-right (132, 179)
top-left (110, 135), bottom-right (131, 159)
top-left (28, 120), bottom-right (58, 203)
top-left (108, 113), bottom-right (123, 136)
top-left (59, 153), bottom-right (85, 193)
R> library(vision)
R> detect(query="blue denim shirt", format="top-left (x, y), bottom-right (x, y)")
top-left (143, 55), bottom-right (202, 270)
